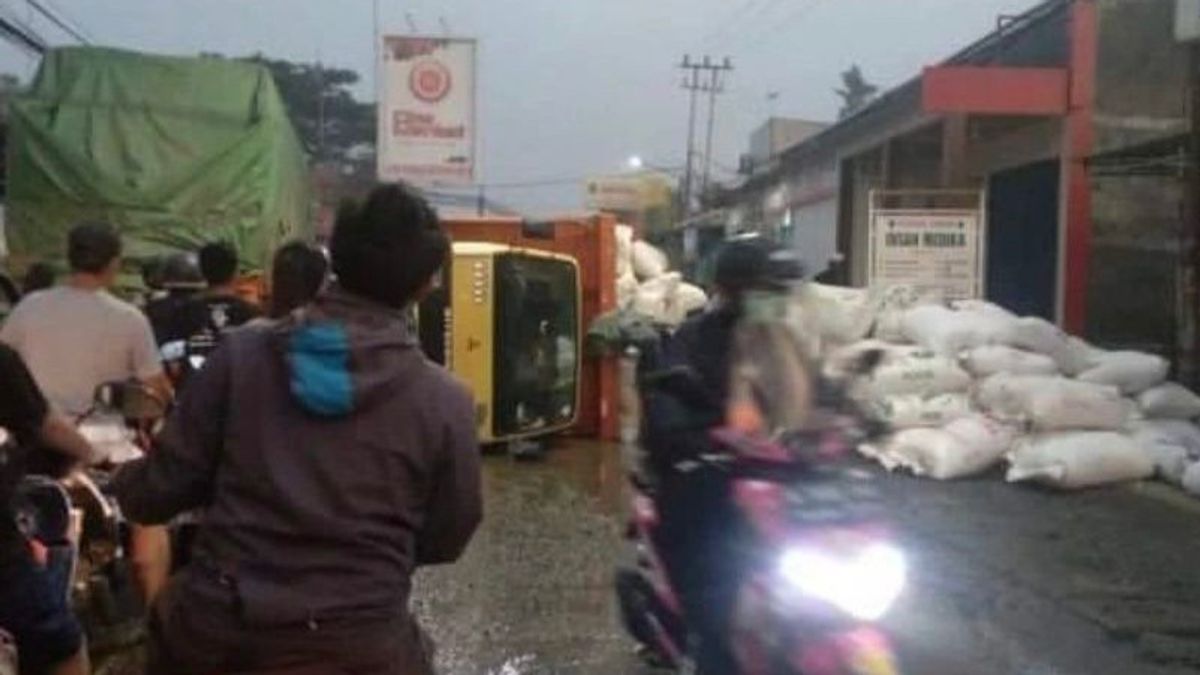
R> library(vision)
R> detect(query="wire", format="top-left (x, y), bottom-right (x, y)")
top-left (429, 165), bottom-right (687, 192)
top-left (732, 0), bottom-right (826, 56)
top-left (699, 0), bottom-right (773, 49)
top-left (0, 5), bottom-right (46, 54)
top-left (25, 0), bottom-right (89, 44)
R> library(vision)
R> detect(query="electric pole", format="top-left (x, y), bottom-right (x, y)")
top-left (679, 54), bottom-right (733, 217)
top-left (702, 56), bottom-right (734, 200)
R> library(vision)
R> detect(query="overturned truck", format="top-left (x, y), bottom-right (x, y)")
top-left (5, 47), bottom-right (310, 271)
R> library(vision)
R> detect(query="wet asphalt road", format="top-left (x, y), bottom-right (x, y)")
top-left (412, 440), bottom-right (1200, 675)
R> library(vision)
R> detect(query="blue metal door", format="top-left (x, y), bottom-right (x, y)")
top-left (986, 160), bottom-right (1060, 320)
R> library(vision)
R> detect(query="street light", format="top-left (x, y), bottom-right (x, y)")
top-left (626, 155), bottom-right (645, 171)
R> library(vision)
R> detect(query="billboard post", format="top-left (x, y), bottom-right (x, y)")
top-left (378, 36), bottom-right (477, 186)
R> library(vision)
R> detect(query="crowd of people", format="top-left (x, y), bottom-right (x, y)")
top-left (0, 183), bottom-right (483, 675)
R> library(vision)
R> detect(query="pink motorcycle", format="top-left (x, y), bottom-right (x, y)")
top-left (617, 309), bottom-right (904, 674)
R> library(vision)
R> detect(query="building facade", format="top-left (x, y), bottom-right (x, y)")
top-left (718, 0), bottom-right (1198, 381)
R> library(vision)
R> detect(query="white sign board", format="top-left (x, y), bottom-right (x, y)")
top-left (869, 211), bottom-right (983, 300)
top-left (378, 36), bottom-right (476, 185)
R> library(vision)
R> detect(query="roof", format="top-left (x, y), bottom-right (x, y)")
top-left (775, 0), bottom-right (1070, 171)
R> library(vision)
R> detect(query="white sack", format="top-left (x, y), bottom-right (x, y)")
top-left (824, 341), bottom-right (927, 387)
top-left (1006, 432), bottom-right (1154, 489)
top-left (872, 393), bottom-right (974, 430)
top-left (976, 374), bottom-right (1129, 431)
top-left (1003, 317), bottom-right (1085, 372)
top-left (662, 283), bottom-right (709, 327)
top-left (617, 273), bottom-right (640, 311)
top-left (1137, 383), bottom-right (1200, 420)
top-left (632, 273), bottom-right (681, 320)
top-left (873, 286), bottom-right (941, 343)
top-left (1077, 351), bottom-right (1169, 395)
top-left (866, 352), bottom-right (972, 399)
top-left (632, 240), bottom-right (669, 281)
top-left (1183, 462), bottom-right (1200, 497)
top-left (1131, 420), bottom-right (1200, 485)
top-left (862, 415), bottom-right (1016, 480)
top-left (615, 225), bottom-right (634, 279)
top-left (794, 283), bottom-right (878, 346)
top-left (1059, 336), bottom-right (1102, 376)
top-left (950, 299), bottom-right (1017, 320)
top-left (962, 345), bottom-right (1059, 378)
top-left (901, 305), bottom-right (1016, 356)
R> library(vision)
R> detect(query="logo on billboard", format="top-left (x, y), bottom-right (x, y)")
top-left (409, 58), bottom-right (453, 103)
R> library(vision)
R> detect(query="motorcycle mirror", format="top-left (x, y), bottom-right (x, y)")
top-left (160, 340), bottom-right (186, 362)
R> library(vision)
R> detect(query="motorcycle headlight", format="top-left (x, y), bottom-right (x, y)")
top-left (778, 544), bottom-right (907, 621)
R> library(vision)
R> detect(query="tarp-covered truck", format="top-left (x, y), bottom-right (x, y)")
top-left (5, 47), bottom-right (310, 270)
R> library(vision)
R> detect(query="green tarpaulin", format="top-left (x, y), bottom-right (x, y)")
top-left (6, 47), bottom-right (311, 270)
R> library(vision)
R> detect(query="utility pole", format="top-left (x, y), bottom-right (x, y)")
top-left (680, 55), bottom-right (704, 219)
top-left (679, 54), bottom-right (733, 217)
top-left (702, 56), bottom-right (734, 200)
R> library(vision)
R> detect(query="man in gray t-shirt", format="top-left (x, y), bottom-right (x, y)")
top-left (1, 223), bottom-right (168, 415)
top-left (1, 221), bottom-right (172, 603)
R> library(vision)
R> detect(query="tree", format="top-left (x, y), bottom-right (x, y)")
top-left (835, 65), bottom-right (878, 119)
top-left (245, 55), bottom-right (376, 167)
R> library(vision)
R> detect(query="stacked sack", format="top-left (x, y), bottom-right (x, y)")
top-left (839, 292), bottom-right (1200, 496)
top-left (614, 225), bottom-right (709, 328)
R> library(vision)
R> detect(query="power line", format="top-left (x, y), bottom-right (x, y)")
top-left (426, 165), bottom-right (687, 192)
top-left (25, 0), bottom-right (89, 44)
top-left (703, 0), bottom-right (789, 51)
top-left (699, 0), bottom-right (770, 49)
top-left (39, 0), bottom-right (91, 40)
top-left (733, 0), bottom-right (826, 56)
top-left (0, 7), bottom-right (46, 55)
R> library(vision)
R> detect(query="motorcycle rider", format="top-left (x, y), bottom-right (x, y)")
top-left (641, 236), bottom-right (799, 674)
top-left (265, 240), bottom-right (329, 319)
top-left (0, 343), bottom-right (96, 675)
top-left (170, 241), bottom-right (261, 356)
top-left (113, 183), bottom-right (483, 675)
top-left (143, 253), bottom-right (205, 347)
top-left (0, 222), bottom-right (174, 606)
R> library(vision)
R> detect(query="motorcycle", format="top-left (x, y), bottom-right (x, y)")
top-left (616, 294), bottom-right (904, 674)
top-left (12, 381), bottom-right (168, 661)
top-left (74, 380), bottom-right (169, 653)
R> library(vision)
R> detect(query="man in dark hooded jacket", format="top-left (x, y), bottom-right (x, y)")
top-left (114, 183), bottom-right (483, 675)
top-left (642, 237), bottom-right (788, 675)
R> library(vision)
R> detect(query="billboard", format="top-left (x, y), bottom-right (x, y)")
top-left (378, 36), bottom-right (476, 185)
top-left (584, 173), bottom-right (674, 213)
top-left (868, 210), bottom-right (984, 301)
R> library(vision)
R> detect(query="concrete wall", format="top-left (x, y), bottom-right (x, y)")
top-left (1094, 0), bottom-right (1190, 154)
top-left (967, 117), bottom-right (1062, 180)
top-left (1085, 0), bottom-right (1190, 356)
top-left (749, 118), bottom-right (827, 164)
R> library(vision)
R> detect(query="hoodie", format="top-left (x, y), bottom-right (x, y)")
top-left (114, 285), bottom-right (482, 629)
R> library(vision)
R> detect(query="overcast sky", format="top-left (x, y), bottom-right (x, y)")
top-left (0, 0), bottom-right (1041, 214)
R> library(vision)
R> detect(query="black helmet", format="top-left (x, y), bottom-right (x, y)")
top-left (161, 252), bottom-right (204, 290)
top-left (715, 235), bottom-right (804, 294)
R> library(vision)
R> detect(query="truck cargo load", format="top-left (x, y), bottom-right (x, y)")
top-left (5, 47), bottom-right (311, 268)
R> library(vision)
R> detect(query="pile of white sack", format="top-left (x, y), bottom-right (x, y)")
top-left (811, 287), bottom-right (1200, 496)
top-left (615, 225), bottom-right (709, 328)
